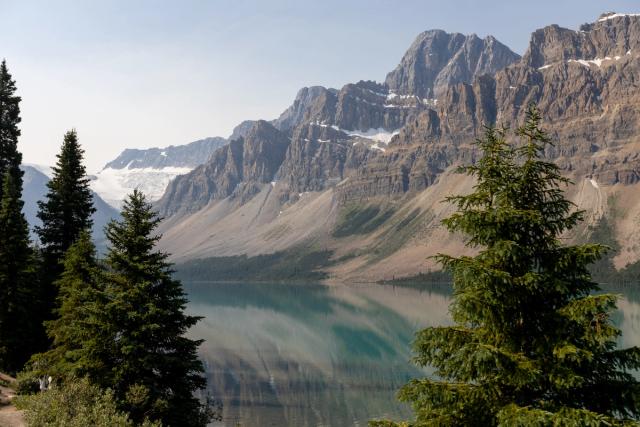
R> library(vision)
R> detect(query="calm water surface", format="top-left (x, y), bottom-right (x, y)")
top-left (184, 282), bottom-right (640, 427)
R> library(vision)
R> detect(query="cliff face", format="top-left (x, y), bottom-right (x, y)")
top-left (385, 30), bottom-right (520, 99)
top-left (157, 121), bottom-right (290, 215)
top-left (156, 13), bottom-right (640, 280)
top-left (336, 13), bottom-right (640, 202)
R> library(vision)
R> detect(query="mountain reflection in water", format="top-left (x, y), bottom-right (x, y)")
top-left (184, 282), bottom-right (640, 427)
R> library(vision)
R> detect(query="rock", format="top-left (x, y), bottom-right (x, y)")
top-left (157, 13), bottom-right (640, 273)
top-left (272, 86), bottom-right (338, 131)
top-left (229, 120), bottom-right (260, 141)
top-left (104, 137), bottom-right (227, 169)
top-left (385, 30), bottom-right (520, 99)
top-left (157, 121), bottom-right (290, 215)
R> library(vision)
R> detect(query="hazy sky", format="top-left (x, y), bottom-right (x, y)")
top-left (2, 0), bottom-right (638, 171)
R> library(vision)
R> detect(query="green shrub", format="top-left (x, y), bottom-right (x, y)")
top-left (14, 370), bottom-right (40, 395)
top-left (14, 378), bottom-right (160, 427)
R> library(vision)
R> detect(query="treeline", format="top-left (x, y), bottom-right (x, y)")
top-left (0, 61), bottom-right (213, 426)
top-left (175, 247), bottom-right (333, 282)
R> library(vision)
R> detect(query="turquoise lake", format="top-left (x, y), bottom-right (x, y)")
top-left (184, 282), bottom-right (640, 427)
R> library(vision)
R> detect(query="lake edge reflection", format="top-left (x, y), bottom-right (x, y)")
top-left (184, 282), bottom-right (640, 427)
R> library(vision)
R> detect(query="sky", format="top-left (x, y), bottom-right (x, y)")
top-left (1, 0), bottom-right (638, 171)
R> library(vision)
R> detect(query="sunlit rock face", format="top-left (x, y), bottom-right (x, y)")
top-left (153, 14), bottom-right (640, 281)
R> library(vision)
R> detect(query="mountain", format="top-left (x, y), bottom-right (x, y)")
top-left (21, 165), bottom-right (119, 248)
top-left (90, 137), bottom-right (227, 208)
top-left (21, 165), bottom-right (51, 229)
top-left (385, 30), bottom-right (520, 99)
top-left (156, 13), bottom-right (640, 282)
top-left (158, 122), bottom-right (290, 216)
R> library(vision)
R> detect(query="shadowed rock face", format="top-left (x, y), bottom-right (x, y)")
top-left (385, 30), bottom-right (520, 99)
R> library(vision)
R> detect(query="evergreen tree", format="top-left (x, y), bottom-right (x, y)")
top-left (31, 231), bottom-right (108, 379)
top-left (35, 129), bottom-right (96, 352)
top-left (373, 106), bottom-right (640, 426)
top-left (0, 172), bottom-right (38, 374)
top-left (99, 190), bottom-right (209, 426)
top-left (0, 59), bottom-right (23, 201)
top-left (36, 129), bottom-right (96, 283)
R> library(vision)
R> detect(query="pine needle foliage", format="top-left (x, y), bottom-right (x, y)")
top-left (36, 129), bottom-right (96, 326)
top-left (0, 60), bottom-right (41, 375)
top-left (372, 105), bottom-right (640, 426)
top-left (31, 231), bottom-right (108, 379)
top-left (0, 59), bottom-right (23, 199)
top-left (0, 172), bottom-right (39, 374)
top-left (36, 129), bottom-right (95, 260)
top-left (101, 190), bottom-right (210, 426)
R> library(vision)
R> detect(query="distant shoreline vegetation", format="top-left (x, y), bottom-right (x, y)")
top-left (173, 247), bottom-right (334, 282)
top-left (174, 246), bottom-right (640, 287)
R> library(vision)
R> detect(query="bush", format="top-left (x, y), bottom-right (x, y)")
top-left (14, 378), bottom-right (160, 427)
top-left (14, 370), bottom-right (40, 395)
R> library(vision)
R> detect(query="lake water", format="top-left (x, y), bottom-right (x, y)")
top-left (184, 282), bottom-right (640, 427)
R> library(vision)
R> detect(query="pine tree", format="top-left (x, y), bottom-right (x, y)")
top-left (0, 172), bottom-right (39, 374)
top-left (99, 190), bottom-right (210, 426)
top-left (35, 129), bottom-right (96, 353)
top-left (36, 129), bottom-right (96, 281)
top-left (373, 106), bottom-right (640, 426)
top-left (30, 231), bottom-right (108, 379)
top-left (0, 59), bottom-right (23, 201)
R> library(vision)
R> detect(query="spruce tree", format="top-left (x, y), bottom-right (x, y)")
top-left (100, 190), bottom-right (209, 426)
top-left (36, 129), bottom-right (96, 280)
top-left (35, 129), bottom-right (96, 352)
top-left (0, 172), bottom-right (38, 374)
top-left (373, 106), bottom-right (640, 426)
top-left (0, 59), bottom-right (23, 200)
top-left (31, 231), bottom-right (108, 379)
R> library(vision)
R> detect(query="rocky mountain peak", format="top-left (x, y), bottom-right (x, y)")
top-left (229, 120), bottom-right (259, 141)
top-left (385, 29), bottom-right (519, 100)
top-left (273, 86), bottom-right (338, 131)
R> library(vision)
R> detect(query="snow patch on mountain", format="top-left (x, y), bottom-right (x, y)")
top-left (598, 13), bottom-right (640, 22)
top-left (341, 127), bottom-right (400, 144)
top-left (312, 122), bottom-right (400, 144)
top-left (568, 56), bottom-right (623, 67)
top-left (539, 53), bottom-right (630, 71)
top-left (90, 166), bottom-right (192, 209)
